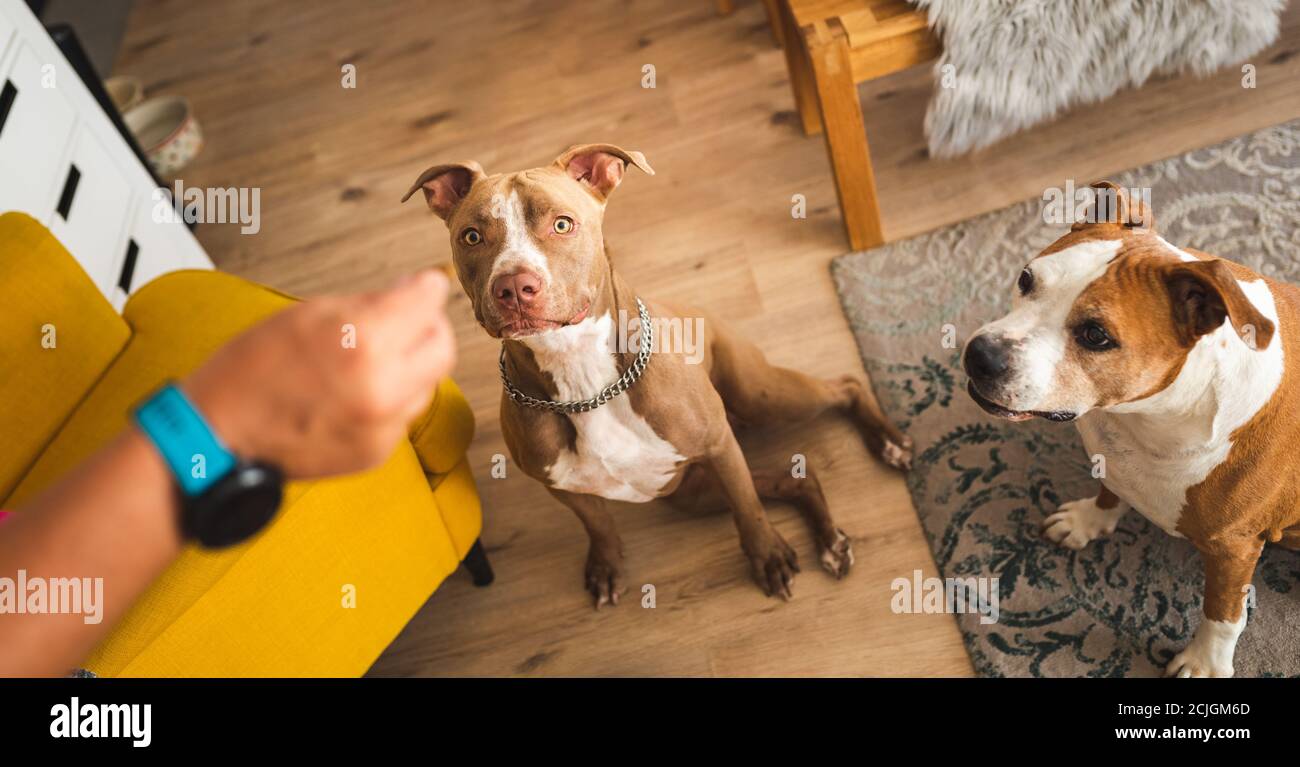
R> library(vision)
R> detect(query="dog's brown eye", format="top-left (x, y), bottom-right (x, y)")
top-left (553, 216), bottom-right (574, 234)
top-left (1077, 321), bottom-right (1115, 350)
top-left (462, 228), bottom-right (482, 246)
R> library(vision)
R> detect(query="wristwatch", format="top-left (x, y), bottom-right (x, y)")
top-left (133, 382), bottom-right (284, 548)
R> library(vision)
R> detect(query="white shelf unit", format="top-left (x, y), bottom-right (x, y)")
top-left (0, 0), bottom-right (212, 312)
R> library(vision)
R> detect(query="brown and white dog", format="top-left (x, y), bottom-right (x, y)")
top-left (963, 181), bottom-right (1300, 677)
top-left (404, 144), bottom-right (912, 606)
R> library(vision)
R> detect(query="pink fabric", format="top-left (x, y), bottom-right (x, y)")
top-left (0, 511), bottom-right (10, 524)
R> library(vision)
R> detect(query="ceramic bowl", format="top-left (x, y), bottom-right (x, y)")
top-left (123, 96), bottom-right (204, 177)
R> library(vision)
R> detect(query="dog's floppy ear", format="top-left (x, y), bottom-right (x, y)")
top-left (402, 161), bottom-right (486, 220)
top-left (553, 143), bottom-right (654, 201)
top-left (1072, 181), bottom-right (1154, 232)
top-left (1163, 258), bottom-right (1273, 350)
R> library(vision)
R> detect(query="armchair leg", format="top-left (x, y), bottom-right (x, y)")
top-left (463, 538), bottom-right (495, 587)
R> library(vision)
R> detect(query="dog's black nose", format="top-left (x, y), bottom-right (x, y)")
top-left (964, 334), bottom-right (1009, 383)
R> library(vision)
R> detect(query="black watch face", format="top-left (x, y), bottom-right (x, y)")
top-left (184, 463), bottom-right (284, 548)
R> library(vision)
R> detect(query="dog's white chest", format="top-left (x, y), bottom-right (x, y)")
top-left (523, 314), bottom-right (685, 503)
top-left (549, 400), bottom-right (684, 502)
top-left (1075, 418), bottom-right (1212, 537)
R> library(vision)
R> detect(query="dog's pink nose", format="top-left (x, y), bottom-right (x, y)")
top-left (492, 270), bottom-right (544, 312)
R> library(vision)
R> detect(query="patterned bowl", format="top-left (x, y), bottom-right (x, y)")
top-left (123, 96), bottom-right (204, 177)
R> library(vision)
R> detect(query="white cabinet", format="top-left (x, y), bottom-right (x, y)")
top-left (113, 194), bottom-right (205, 309)
top-left (0, 0), bottom-right (213, 311)
top-left (0, 41), bottom-right (75, 221)
top-left (47, 129), bottom-right (133, 295)
top-left (0, 5), bottom-right (14, 62)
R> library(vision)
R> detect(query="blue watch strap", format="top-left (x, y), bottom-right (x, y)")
top-left (133, 384), bottom-right (238, 497)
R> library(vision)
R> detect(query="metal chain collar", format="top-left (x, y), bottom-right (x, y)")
top-left (499, 297), bottom-right (653, 414)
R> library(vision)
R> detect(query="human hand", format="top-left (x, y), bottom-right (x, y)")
top-left (181, 269), bottom-right (457, 478)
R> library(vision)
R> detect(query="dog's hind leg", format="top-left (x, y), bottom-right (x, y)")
top-left (670, 463), bottom-right (852, 578)
top-left (1166, 540), bottom-right (1262, 678)
top-left (706, 322), bottom-right (912, 469)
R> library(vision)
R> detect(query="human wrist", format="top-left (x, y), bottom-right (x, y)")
top-left (178, 375), bottom-right (258, 461)
top-left (135, 380), bottom-right (287, 548)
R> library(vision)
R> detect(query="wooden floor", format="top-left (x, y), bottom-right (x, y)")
top-left (116, 0), bottom-right (1300, 676)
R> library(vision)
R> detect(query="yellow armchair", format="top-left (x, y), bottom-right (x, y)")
top-left (0, 212), bottom-right (487, 677)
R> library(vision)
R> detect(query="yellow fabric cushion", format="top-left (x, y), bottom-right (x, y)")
top-left (5, 268), bottom-right (295, 508)
top-left (411, 379), bottom-right (480, 559)
top-left (4, 269), bottom-right (307, 669)
top-left (4, 261), bottom-right (480, 676)
top-left (410, 377), bottom-right (476, 478)
top-left (431, 457), bottom-right (482, 558)
top-left (93, 445), bottom-right (464, 677)
top-left (0, 212), bottom-right (129, 504)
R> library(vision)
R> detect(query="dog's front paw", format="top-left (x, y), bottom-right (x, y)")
top-left (1164, 617), bottom-right (1244, 678)
top-left (819, 528), bottom-right (854, 579)
top-left (584, 547), bottom-right (625, 610)
top-left (746, 529), bottom-right (800, 600)
top-left (1165, 649), bottom-right (1233, 679)
top-left (1042, 497), bottom-right (1119, 550)
top-left (881, 436), bottom-right (913, 471)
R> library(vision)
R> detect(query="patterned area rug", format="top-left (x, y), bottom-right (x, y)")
top-left (832, 120), bottom-right (1300, 677)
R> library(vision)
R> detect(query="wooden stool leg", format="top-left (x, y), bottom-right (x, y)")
top-left (805, 20), bottom-right (884, 250)
top-left (778, 1), bottom-right (822, 135)
top-left (761, 0), bottom-right (785, 48)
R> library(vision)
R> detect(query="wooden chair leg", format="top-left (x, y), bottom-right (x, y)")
top-left (805, 19), bottom-right (884, 250)
top-left (463, 538), bottom-right (495, 587)
top-left (778, 1), bottom-right (822, 135)
top-left (761, 0), bottom-right (785, 48)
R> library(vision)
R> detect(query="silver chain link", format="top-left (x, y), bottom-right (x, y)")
top-left (499, 297), bottom-right (653, 414)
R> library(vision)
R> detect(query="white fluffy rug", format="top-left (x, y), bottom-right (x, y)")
top-left (914, 0), bottom-right (1285, 157)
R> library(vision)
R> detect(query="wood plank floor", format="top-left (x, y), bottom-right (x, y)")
top-left (116, 0), bottom-right (1300, 676)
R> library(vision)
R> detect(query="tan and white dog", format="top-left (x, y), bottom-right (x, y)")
top-left (405, 144), bottom-right (911, 606)
top-left (963, 182), bottom-right (1300, 677)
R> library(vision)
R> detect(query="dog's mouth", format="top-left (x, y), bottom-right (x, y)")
top-left (496, 302), bottom-right (591, 338)
top-left (966, 381), bottom-right (1076, 423)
